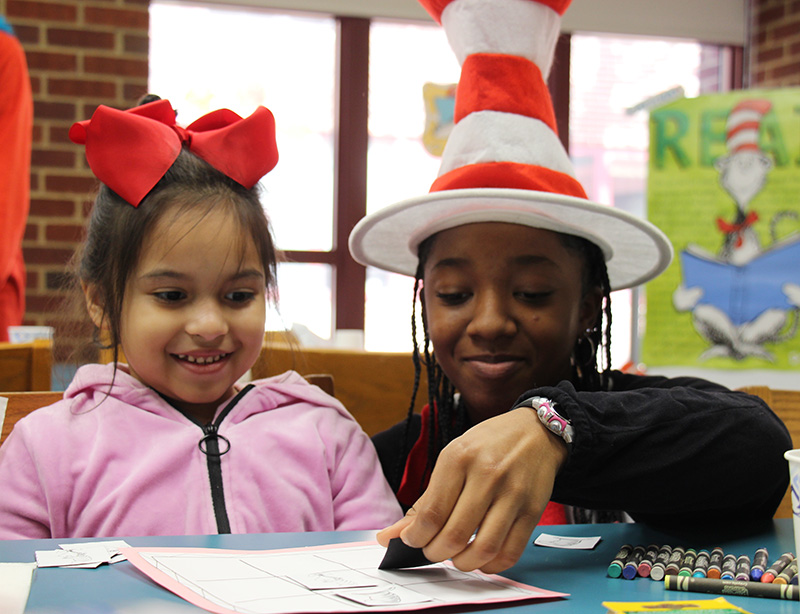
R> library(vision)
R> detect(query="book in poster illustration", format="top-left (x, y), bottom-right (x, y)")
top-left (642, 88), bottom-right (800, 369)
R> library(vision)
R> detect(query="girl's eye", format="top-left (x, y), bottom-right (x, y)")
top-left (225, 290), bottom-right (256, 304)
top-left (436, 291), bottom-right (471, 305)
top-left (154, 290), bottom-right (186, 302)
top-left (515, 290), bottom-right (552, 303)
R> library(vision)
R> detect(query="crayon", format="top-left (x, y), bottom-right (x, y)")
top-left (649, 545), bottom-right (673, 582)
top-left (678, 548), bottom-right (697, 577)
top-left (751, 547), bottom-right (769, 581)
top-left (707, 547), bottom-right (724, 579)
top-left (720, 553), bottom-right (737, 580)
top-left (665, 546), bottom-right (685, 576)
top-left (664, 575), bottom-right (800, 601)
top-left (692, 549), bottom-right (710, 578)
top-left (762, 552), bottom-right (794, 583)
top-left (774, 559), bottom-right (797, 585)
top-left (623, 545), bottom-right (646, 580)
top-left (637, 544), bottom-right (660, 578)
top-left (607, 544), bottom-right (633, 578)
top-left (735, 554), bottom-right (751, 581)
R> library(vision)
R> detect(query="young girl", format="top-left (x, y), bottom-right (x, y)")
top-left (0, 98), bottom-right (402, 539)
top-left (349, 0), bottom-right (791, 574)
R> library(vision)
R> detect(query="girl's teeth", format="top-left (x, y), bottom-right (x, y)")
top-left (179, 354), bottom-right (225, 364)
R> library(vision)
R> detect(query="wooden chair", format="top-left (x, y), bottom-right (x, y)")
top-left (0, 339), bottom-right (53, 391)
top-left (737, 386), bottom-right (800, 519)
top-left (0, 391), bottom-right (63, 447)
top-left (0, 376), bottom-right (334, 449)
top-left (252, 342), bottom-right (427, 437)
top-left (303, 373), bottom-right (335, 397)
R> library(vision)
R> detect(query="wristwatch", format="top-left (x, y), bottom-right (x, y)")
top-left (520, 396), bottom-right (574, 446)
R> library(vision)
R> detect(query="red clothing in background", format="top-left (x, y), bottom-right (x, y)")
top-left (0, 23), bottom-right (32, 341)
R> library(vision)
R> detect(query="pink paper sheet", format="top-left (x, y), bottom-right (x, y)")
top-left (122, 540), bottom-right (567, 613)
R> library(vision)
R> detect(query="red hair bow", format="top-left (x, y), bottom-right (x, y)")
top-left (69, 99), bottom-right (279, 207)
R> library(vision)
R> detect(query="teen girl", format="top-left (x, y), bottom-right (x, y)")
top-left (349, 0), bottom-right (791, 574)
top-left (0, 98), bottom-right (402, 539)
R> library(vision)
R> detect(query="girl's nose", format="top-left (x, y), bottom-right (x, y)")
top-left (185, 300), bottom-right (228, 340)
top-left (466, 292), bottom-right (517, 340)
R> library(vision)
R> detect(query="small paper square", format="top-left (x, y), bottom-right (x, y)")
top-left (534, 533), bottom-right (601, 549)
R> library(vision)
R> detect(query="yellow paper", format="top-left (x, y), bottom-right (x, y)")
top-left (603, 596), bottom-right (752, 614)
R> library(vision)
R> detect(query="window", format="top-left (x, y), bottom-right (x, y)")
top-left (149, 2), bottom-right (337, 340)
top-left (149, 2), bottom-right (739, 358)
top-left (364, 20), bottom-right (459, 350)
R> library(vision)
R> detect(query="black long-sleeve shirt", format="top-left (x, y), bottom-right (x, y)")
top-left (372, 372), bottom-right (791, 538)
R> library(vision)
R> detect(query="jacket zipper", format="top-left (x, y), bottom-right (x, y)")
top-left (195, 384), bottom-right (254, 534)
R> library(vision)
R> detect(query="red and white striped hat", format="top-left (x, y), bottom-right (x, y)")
top-left (725, 99), bottom-right (771, 155)
top-left (349, 0), bottom-right (673, 290)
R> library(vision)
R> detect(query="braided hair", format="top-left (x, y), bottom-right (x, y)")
top-left (392, 230), bottom-right (613, 496)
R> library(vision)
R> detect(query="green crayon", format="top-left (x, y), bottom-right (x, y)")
top-left (607, 544), bottom-right (633, 578)
top-left (678, 548), bottom-right (698, 577)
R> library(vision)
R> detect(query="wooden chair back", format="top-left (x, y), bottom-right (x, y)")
top-left (0, 391), bottom-right (63, 447)
top-left (252, 343), bottom-right (427, 437)
top-left (738, 385), bottom-right (800, 519)
top-left (0, 339), bottom-right (53, 391)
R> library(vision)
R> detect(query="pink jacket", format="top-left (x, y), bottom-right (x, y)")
top-left (0, 364), bottom-right (402, 539)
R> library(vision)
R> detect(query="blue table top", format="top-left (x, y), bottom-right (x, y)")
top-left (3, 520), bottom-right (798, 613)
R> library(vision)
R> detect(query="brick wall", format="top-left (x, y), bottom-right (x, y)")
top-left (2, 0), bottom-right (149, 361)
top-left (751, 0), bottom-right (800, 87)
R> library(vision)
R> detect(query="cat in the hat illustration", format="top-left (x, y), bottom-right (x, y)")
top-left (673, 98), bottom-right (800, 361)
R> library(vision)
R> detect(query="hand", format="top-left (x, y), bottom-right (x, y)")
top-left (376, 406), bottom-right (568, 574)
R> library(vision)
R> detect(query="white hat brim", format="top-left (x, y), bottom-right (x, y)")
top-left (349, 188), bottom-right (673, 291)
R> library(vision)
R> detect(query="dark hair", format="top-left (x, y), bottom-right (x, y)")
top-left (393, 229), bottom-right (612, 493)
top-left (72, 146), bottom-right (278, 368)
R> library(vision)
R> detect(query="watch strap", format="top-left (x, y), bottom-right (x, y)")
top-left (522, 396), bottom-right (574, 445)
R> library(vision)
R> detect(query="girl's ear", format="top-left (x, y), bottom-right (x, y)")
top-left (82, 283), bottom-right (107, 330)
top-left (579, 286), bottom-right (603, 332)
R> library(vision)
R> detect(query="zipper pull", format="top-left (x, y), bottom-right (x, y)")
top-left (199, 423), bottom-right (230, 457)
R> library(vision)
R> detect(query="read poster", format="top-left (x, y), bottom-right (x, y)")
top-left (642, 88), bottom-right (800, 371)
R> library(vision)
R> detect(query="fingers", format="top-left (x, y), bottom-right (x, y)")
top-left (376, 509), bottom-right (416, 547)
top-left (396, 449), bottom-right (468, 551)
top-left (448, 479), bottom-right (542, 573)
top-left (410, 473), bottom-right (492, 564)
top-left (473, 509), bottom-right (540, 574)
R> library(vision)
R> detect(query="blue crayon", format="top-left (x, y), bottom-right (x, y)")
top-left (735, 554), bottom-right (751, 581)
top-left (623, 545), bottom-right (646, 580)
top-left (693, 549), bottom-right (711, 578)
top-left (720, 553), bottom-right (737, 580)
top-left (607, 544), bottom-right (633, 578)
top-left (751, 548), bottom-right (769, 581)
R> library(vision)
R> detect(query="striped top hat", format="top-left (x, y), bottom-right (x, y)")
top-left (725, 99), bottom-right (772, 155)
top-left (349, 0), bottom-right (673, 290)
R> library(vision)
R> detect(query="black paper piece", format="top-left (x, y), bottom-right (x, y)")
top-left (378, 538), bottom-right (434, 570)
